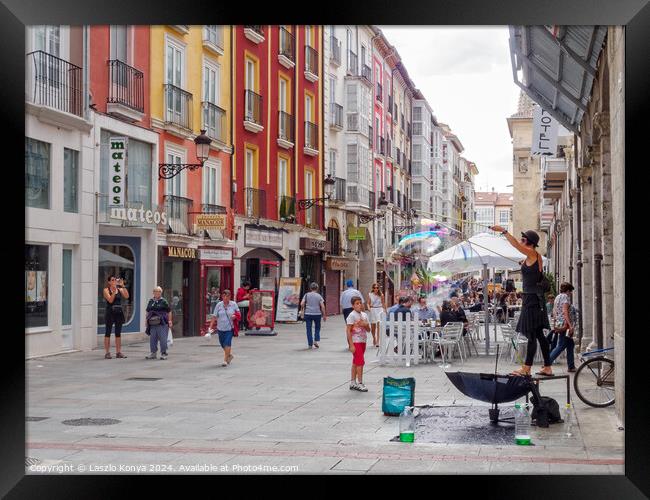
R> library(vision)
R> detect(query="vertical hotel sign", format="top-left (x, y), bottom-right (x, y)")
top-left (531, 106), bottom-right (558, 156)
top-left (110, 137), bottom-right (127, 205)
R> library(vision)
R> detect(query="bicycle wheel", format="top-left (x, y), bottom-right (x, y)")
top-left (573, 356), bottom-right (616, 408)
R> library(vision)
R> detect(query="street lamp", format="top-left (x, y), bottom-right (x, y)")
top-left (297, 174), bottom-right (337, 210)
top-left (158, 130), bottom-right (212, 180)
top-left (358, 193), bottom-right (389, 223)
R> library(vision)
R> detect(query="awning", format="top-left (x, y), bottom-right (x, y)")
top-left (509, 25), bottom-right (607, 133)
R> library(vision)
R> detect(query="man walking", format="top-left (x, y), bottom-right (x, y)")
top-left (340, 279), bottom-right (364, 322)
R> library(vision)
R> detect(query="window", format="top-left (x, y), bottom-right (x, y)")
top-left (245, 58), bottom-right (256, 91)
top-left (278, 157), bottom-right (289, 198)
top-left (305, 170), bottom-right (314, 224)
top-left (413, 106), bottom-right (422, 122)
top-left (97, 244), bottom-right (135, 327)
top-left (25, 244), bottom-right (49, 328)
top-left (413, 123), bottom-right (422, 136)
top-left (62, 249), bottom-right (72, 327)
top-left (204, 25), bottom-right (222, 49)
top-left (34, 25), bottom-right (60, 56)
top-left (499, 209), bottom-right (510, 224)
top-left (305, 93), bottom-right (313, 123)
top-left (412, 183), bottom-right (422, 199)
top-left (476, 207), bottom-right (495, 223)
top-left (25, 138), bottom-right (50, 209)
top-left (203, 61), bottom-right (220, 105)
top-left (203, 160), bottom-right (221, 206)
top-left (412, 144), bottom-right (421, 161)
top-left (166, 38), bottom-right (184, 87)
top-left (329, 149), bottom-right (336, 177)
top-left (279, 77), bottom-right (288, 112)
top-left (110, 25), bottom-right (128, 62)
top-left (165, 150), bottom-right (183, 197)
top-left (245, 148), bottom-right (255, 188)
top-left (305, 25), bottom-right (312, 47)
top-left (63, 148), bottom-right (78, 213)
top-left (346, 143), bottom-right (358, 183)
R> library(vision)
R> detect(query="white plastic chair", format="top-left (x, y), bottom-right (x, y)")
top-left (433, 322), bottom-right (465, 366)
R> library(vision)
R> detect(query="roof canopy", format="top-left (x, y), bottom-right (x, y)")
top-left (508, 25), bottom-right (607, 133)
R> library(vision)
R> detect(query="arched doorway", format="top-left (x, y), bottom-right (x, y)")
top-left (240, 247), bottom-right (284, 291)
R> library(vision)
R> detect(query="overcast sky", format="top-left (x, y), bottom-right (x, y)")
top-left (380, 26), bottom-right (521, 193)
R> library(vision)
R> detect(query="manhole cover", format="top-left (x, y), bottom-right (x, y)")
top-left (390, 406), bottom-right (516, 446)
top-left (25, 457), bottom-right (41, 466)
top-left (26, 417), bottom-right (50, 422)
top-left (62, 418), bottom-right (121, 426)
top-left (125, 377), bottom-right (162, 381)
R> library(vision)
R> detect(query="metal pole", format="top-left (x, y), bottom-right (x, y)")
top-left (594, 253), bottom-right (604, 350)
top-left (484, 263), bottom-right (490, 354)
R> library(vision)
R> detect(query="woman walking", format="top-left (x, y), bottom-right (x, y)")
top-left (299, 282), bottom-right (327, 349)
top-left (491, 226), bottom-right (553, 376)
top-left (208, 290), bottom-right (241, 367)
top-left (145, 286), bottom-right (173, 360)
top-left (102, 275), bottom-right (129, 359)
top-left (367, 283), bottom-right (386, 347)
top-left (549, 282), bottom-right (577, 372)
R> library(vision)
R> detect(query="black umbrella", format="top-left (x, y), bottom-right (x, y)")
top-left (445, 346), bottom-right (543, 424)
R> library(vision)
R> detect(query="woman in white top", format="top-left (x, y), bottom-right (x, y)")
top-left (367, 283), bottom-right (386, 348)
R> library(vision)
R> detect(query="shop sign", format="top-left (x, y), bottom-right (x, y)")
top-left (531, 105), bottom-right (559, 156)
top-left (245, 226), bottom-right (283, 249)
top-left (195, 214), bottom-right (227, 230)
top-left (199, 248), bottom-right (232, 262)
top-left (110, 206), bottom-right (167, 226)
top-left (326, 257), bottom-right (353, 271)
top-left (166, 246), bottom-right (197, 259)
top-left (299, 238), bottom-right (331, 252)
top-left (109, 137), bottom-right (127, 206)
top-left (348, 226), bottom-right (366, 240)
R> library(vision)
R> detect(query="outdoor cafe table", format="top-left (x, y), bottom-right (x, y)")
top-left (418, 323), bottom-right (444, 363)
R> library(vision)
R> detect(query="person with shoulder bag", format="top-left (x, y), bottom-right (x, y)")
top-left (145, 286), bottom-right (173, 360)
top-left (548, 282), bottom-right (577, 372)
top-left (102, 275), bottom-right (130, 359)
top-left (208, 290), bottom-right (241, 367)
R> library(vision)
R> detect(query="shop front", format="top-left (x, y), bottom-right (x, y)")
top-left (158, 245), bottom-right (199, 337)
top-left (324, 256), bottom-right (354, 315)
top-left (299, 237), bottom-right (330, 299)
top-left (199, 247), bottom-right (234, 334)
top-left (239, 225), bottom-right (285, 290)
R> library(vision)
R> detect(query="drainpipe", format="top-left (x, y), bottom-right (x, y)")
top-left (594, 253), bottom-right (604, 350)
top-left (230, 26), bottom-right (236, 211)
top-left (574, 135), bottom-right (584, 350)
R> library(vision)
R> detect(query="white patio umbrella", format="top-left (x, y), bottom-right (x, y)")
top-left (99, 248), bottom-right (134, 268)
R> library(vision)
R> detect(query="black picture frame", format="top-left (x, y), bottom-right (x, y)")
top-left (5, 0), bottom-right (648, 496)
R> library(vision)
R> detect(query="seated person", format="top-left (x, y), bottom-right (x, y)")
top-left (469, 293), bottom-right (484, 312)
top-left (439, 301), bottom-right (454, 327)
top-left (450, 297), bottom-right (469, 335)
top-left (414, 296), bottom-right (436, 322)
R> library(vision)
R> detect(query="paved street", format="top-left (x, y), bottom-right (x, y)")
top-left (26, 319), bottom-right (624, 475)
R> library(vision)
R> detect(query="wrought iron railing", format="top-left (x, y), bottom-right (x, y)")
top-left (279, 27), bottom-right (295, 62)
top-left (107, 59), bottom-right (144, 113)
top-left (244, 89), bottom-right (263, 125)
top-left (202, 101), bottom-right (227, 143)
top-left (305, 121), bottom-right (318, 150)
top-left (27, 50), bottom-right (83, 117)
top-left (164, 84), bottom-right (193, 132)
top-left (164, 195), bottom-right (193, 235)
top-left (279, 195), bottom-right (296, 221)
top-left (278, 111), bottom-right (294, 143)
top-left (305, 46), bottom-right (318, 76)
top-left (331, 103), bottom-right (343, 129)
top-left (245, 187), bottom-right (266, 218)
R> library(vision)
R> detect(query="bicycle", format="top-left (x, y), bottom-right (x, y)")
top-left (573, 347), bottom-right (615, 407)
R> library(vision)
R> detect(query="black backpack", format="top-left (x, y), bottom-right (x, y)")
top-left (530, 395), bottom-right (562, 428)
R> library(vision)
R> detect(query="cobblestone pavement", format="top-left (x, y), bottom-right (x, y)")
top-left (25, 319), bottom-right (624, 475)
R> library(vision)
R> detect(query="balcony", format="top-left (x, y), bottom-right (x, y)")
top-left (330, 36), bottom-right (341, 66)
top-left (245, 187), bottom-right (266, 219)
top-left (346, 185), bottom-right (371, 209)
top-left (544, 157), bottom-right (568, 182)
top-left (333, 177), bottom-right (346, 202)
top-left (164, 84), bottom-right (193, 136)
top-left (164, 195), bottom-right (193, 235)
top-left (202, 101), bottom-right (227, 146)
top-left (244, 89), bottom-right (263, 133)
top-left (304, 203), bottom-right (323, 230)
top-left (304, 46), bottom-right (319, 82)
top-left (107, 59), bottom-right (144, 122)
top-left (26, 51), bottom-right (83, 120)
top-left (278, 27), bottom-right (295, 69)
top-left (203, 26), bottom-right (224, 55)
top-left (244, 25), bottom-right (265, 44)
top-left (304, 121), bottom-right (319, 156)
top-left (194, 203), bottom-right (227, 239)
top-left (361, 64), bottom-right (372, 86)
top-left (376, 83), bottom-right (383, 103)
top-left (330, 103), bottom-right (343, 131)
top-left (347, 51), bottom-right (358, 76)
top-left (278, 195), bottom-right (296, 222)
top-left (277, 111), bottom-right (295, 149)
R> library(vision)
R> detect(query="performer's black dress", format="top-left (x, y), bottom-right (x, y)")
top-left (516, 255), bottom-right (551, 366)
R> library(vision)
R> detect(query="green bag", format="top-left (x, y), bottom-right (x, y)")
top-left (382, 377), bottom-right (416, 416)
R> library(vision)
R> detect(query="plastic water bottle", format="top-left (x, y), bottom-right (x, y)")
top-left (514, 403), bottom-right (531, 445)
top-left (563, 403), bottom-right (574, 438)
top-left (399, 407), bottom-right (415, 443)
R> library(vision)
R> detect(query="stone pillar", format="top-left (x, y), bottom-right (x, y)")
top-left (590, 144), bottom-right (603, 351)
top-left (595, 111), bottom-right (614, 350)
top-left (579, 168), bottom-right (594, 349)
top-left (608, 26), bottom-right (625, 427)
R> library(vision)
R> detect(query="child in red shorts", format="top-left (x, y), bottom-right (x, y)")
top-left (346, 296), bottom-right (371, 392)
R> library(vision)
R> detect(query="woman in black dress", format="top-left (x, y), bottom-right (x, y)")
top-left (103, 275), bottom-right (130, 359)
top-left (490, 226), bottom-right (553, 376)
